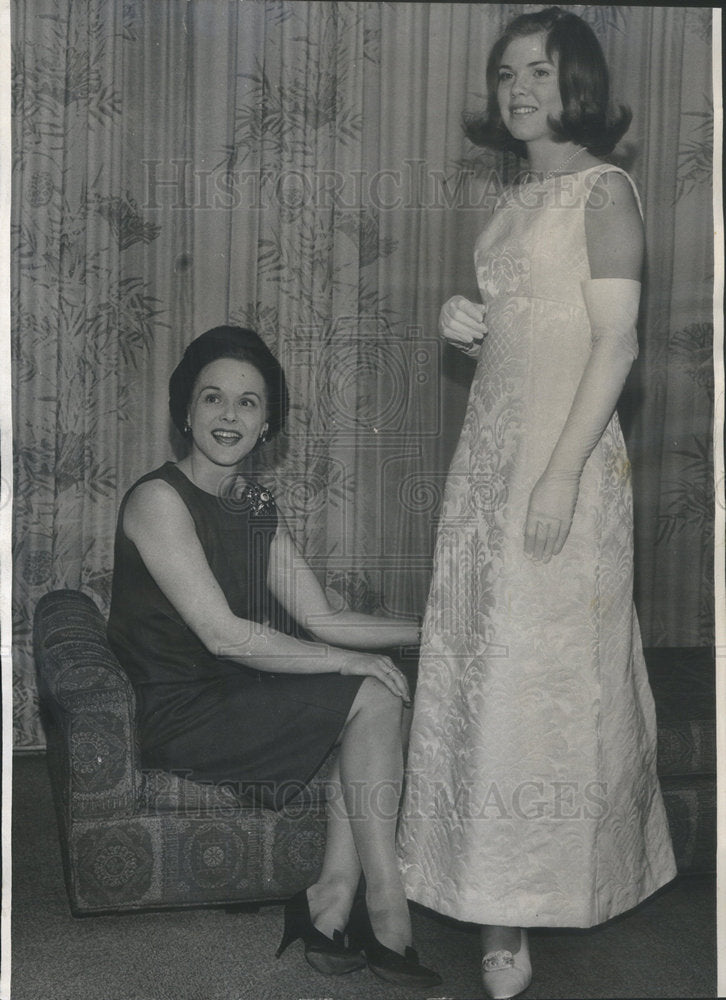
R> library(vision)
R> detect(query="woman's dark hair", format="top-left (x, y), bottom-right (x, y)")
top-left (169, 325), bottom-right (289, 441)
top-left (464, 6), bottom-right (631, 157)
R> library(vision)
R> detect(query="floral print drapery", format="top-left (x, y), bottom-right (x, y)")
top-left (12, 2), bottom-right (715, 747)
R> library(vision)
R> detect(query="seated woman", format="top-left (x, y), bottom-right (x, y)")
top-left (107, 325), bottom-right (440, 989)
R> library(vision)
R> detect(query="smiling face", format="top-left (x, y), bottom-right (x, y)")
top-left (496, 32), bottom-right (563, 146)
top-left (186, 357), bottom-right (269, 473)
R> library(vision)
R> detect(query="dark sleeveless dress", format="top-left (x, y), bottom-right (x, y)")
top-left (107, 462), bottom-right (365, 808)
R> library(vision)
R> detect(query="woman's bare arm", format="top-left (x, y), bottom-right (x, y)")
top-left (524, 171), bottom-right (644, 562)
top-left (267, 517), bottom-right (420, 649)
top-left (122, 478), bottom-right (409, 700)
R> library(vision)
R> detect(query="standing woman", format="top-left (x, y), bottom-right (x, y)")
top-left (398, 8), bottom-right (676, 999)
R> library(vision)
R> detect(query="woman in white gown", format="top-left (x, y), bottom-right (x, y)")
top-left (397, 8), bottom-right (676, 998)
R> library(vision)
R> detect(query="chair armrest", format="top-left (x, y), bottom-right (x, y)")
top-left (34, 590), bottom-right (140, 818)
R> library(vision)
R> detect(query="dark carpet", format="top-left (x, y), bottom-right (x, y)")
top-left (11, 753), bottom-right (716, 1000)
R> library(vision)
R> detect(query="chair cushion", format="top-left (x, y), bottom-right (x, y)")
top-left (140, 751), bottom-right (335, 814)
top-left (140, 770), bottom-right (244, 812)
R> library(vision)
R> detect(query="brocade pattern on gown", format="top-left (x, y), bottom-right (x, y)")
top-left (397, 165), bottom-right (677, 927)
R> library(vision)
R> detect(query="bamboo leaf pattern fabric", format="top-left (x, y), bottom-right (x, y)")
top-left (12, 2), bottom-right (715, 747)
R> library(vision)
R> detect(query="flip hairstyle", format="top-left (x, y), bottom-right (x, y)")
top-left (168, 325), bottom-right (289, 442)
top-left (464, 6), bottom-right (631, 157)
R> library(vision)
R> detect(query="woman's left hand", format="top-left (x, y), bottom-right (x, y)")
top-left (339, 650), bottom-right (412, 705)
top-left (524, 469), bottom-right (580, 562)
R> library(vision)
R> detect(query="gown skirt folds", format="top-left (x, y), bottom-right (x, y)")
top-left (108, 462), bottom-right (365, 809)
top-left (397, 165), bottom-right (677, 928)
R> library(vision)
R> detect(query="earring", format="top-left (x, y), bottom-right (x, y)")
top-left (183, 420), bottom-right (191, 435)
top-left (259, 426), bottom-right (269, 444)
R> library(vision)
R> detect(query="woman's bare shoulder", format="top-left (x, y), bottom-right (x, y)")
top-left (588, 167), bottom-right (640, 210)
top-left (123, 475), bottom-right (192, 538)
top-left (584, 168), bottom-right (643, 279)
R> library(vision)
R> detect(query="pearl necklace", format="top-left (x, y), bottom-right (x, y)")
top-left (527, 145), bottom-right (586, 182)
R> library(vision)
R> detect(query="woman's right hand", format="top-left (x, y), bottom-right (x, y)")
top-left (339, 650), bottom-right (411, 705)
top-left (439, 295), bottom-right (487, 357)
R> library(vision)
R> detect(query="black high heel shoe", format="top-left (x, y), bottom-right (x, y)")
top-left (347, 896), bottom-right (442, 988)
top-left (275, 888), bottom-right (366, 976)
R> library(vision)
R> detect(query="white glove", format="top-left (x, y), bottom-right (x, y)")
top-left (524, 278), bottom-right (641, 562)
top-left (439, 295), bottom-right (487, 357)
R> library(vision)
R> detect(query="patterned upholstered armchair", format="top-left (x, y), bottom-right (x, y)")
top-left (33, 589), bottom-right (332, 916)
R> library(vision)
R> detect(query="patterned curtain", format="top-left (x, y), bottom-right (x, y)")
top-left (609, 6), bottom-right (715, 646)
top-left (12, 2), bottom-right (715, 748)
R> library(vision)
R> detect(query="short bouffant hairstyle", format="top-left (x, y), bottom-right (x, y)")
top-left (168, 325), bottom-right (289, 441)
top-left (464, 6), bottom-right (631, 158)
